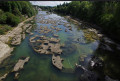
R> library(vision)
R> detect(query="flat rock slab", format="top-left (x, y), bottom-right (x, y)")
top-left (52, 55), bottom-right (63, 70)
top-left (0, 41), bottom-right (13, 64)
top-left (30, 36), bottom-right (63, 55)
top-left (0, 73), bottom-right (8, 81)
top-left (13, 57), bottom-right (30, 72)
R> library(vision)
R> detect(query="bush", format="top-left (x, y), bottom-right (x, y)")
top-left (5, 12), bottom-right (20, 26)
top-left (100, 14), bottom-right (113, 26)
top-left (3, 25), bottom-right (11, 32)
top-left (13, 8), bottom-right (21, 16)
top-left (0, 29), bottom-right (4, 34)
top-left (0, 25), bottom-right (11, 34)
top-left (0, 1), bottom-right (37, 27)
top-left (0, 10), bottom-right (7, 24)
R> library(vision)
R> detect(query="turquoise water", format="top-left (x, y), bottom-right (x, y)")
top-left (1, 11), bottom-right (120, 81)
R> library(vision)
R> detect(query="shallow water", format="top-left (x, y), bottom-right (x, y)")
top-left (1, 11), bottom-right (120, 81)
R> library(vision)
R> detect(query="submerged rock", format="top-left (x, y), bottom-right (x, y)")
top-left (52, 54), bottom-right (63, 70)
top-left (63, 43), bottom-right (77, 55)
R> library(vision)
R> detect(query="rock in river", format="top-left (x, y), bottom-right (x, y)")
top-left (13, 57), bottom-right (30, 72)
top-left (30, 36), bottom-right (63, 55)
top-left (0, 73), bottom-right (8, 81)
top-left (52, 54), bottom-right (63, 70)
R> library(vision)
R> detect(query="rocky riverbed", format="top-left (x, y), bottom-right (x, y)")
top-left (0, 16), bottom-right (34, 63)
top-left (0, 16), bottom-right (35, 80)
top-left (0, 11), bottom-right (120, 81)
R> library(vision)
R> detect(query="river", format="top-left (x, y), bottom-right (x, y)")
top-left (1, 11), bottom-right (120, 81)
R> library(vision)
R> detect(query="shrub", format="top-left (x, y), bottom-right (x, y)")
top-left (0, 9), bottom-right (7, 24)
top-left (0, 29), bottom-right (4, 34)
top-left (100, 14), bottom-right (113, 27)
top-left (0, 25), bottom-right (11, 34)
top-left (5, 12), bottom-right (20, 26)
top-left (13, 8), bottom-right (21, 16)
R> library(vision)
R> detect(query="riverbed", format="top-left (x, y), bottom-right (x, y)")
top-left (1, 11), bottom-right (120, 81)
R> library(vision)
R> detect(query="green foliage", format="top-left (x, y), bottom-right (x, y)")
top-left (0, 10), bottom-right (7, 24)
top-left (54, 1), bottom-right (120, 42)
top-left (100, 14), bottom-right (113, 26)
top-left (0, 1), bottom-right (36, 17)
top-left (5, 12), bottom-right (20, 26)
top-left (13, 8), bottom-right (21, 16)
top-left (0, 1), bottom-right (37, 34)
top-left (0, 25), bottom-right (11, 34)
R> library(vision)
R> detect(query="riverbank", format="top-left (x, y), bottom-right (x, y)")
top-left (65, 15), bottom-right (120, 49)
top-left (0, 16), bottom-right (35, 64)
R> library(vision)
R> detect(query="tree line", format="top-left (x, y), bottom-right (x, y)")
top-left (54, 1), bottom-right (120, 42)
top-left (0, 1), bottom-right (37, 34)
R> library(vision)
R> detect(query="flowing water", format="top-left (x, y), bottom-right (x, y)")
top-left (1, 11), bottom-right (120, 81)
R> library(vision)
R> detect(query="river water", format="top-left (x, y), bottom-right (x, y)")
top-left (1, 11), bottom-right (120, 81)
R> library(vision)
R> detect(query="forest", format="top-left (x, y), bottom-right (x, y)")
top-left (54, 1), bottom-right (120, 43)
top-left (0, 1), bottom-right (37, 34)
